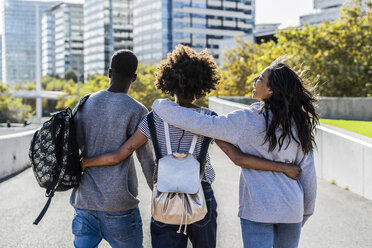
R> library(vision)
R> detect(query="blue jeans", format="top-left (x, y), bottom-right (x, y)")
top-left (151, 182), bottom-right (218, 248)
top-left (72, 207), bottom-right (143, 248)
top-left (240, 218), bottom-right (302, 248)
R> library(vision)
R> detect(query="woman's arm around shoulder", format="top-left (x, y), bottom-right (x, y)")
top-left (152, 99), bottom-right (256, 144)
top-left (81, 129), bottom-right (148, 170)
top-left (216, 140), bottom-right (301, 180)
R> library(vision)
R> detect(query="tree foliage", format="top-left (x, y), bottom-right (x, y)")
top-left (128, 64), bottom-right (168, 109)
top-left (15, 76), bottom-right (76, 115)
top-left (57, 64), bottom-right (168, 110)
top-left (64, 69), bottom-right (78, 83)
top-left (57, 74), bottom-right (107, 109)
top-left (0, 82), bottom-right (32, 122)
top-left (220, 0), bottom-right (372, 97)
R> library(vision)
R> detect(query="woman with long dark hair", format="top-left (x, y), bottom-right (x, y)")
top-left (152, 59), bottom-right (319, 248)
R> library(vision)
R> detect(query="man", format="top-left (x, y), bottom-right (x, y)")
top-left (70, 50), bottom-right (155, 248)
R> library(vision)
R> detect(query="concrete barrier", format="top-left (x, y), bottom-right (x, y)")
top-left (208, 96), bottom-right (372, 200)
top-left (219, 96), bottom-right (372, 121)
top-left (0, 130), bottom-right (36, 180)
top-left (314, 125), bottom-right (372, 200)
top-left (316, 97), bottom-right (372, 121)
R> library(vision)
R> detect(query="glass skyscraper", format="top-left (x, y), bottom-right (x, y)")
top-left (84, 0), bottom-right (133, 77)
top-left (42, 7), bottom-right (55, 77)
top-left (133, 0), bottom-right (255, 64)
top-left (0, 0), bottom-right (57, 84)
top-left (42, 2), bottom-right (84, 79)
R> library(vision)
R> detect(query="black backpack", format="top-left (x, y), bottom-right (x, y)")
top-left (29, 94), bottom-right (90, 225)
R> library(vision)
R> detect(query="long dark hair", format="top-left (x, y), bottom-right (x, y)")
top-left (262, 62), bottom-right (319, 154)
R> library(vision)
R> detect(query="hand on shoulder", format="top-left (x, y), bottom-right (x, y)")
top-left (152, 98), bottom-right (176, 110)
top-left (249, 101), bottom-right (262, 110)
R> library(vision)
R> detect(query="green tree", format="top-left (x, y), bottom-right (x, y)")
top-left (219, 0), bottom-right (372, 97)
top-left (0, 82), bottom-right (32, 123)
top-left (57, 64), bottom-right (169, 110)
top-left (57, 74), bottom-right (106, 109)
top-left (64, 69), bottom-right (78, 83)
top-left (15, 75), bottom-right (73, 115)
top-left (278, 0), bottom-right (372, 96)
top-left (217, 38), bottom-right (284, 97)
top-left (129, 63), bottom-right (167, 109)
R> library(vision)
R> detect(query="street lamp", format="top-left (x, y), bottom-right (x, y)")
top-left (35, 3), bottom-right (42, 123)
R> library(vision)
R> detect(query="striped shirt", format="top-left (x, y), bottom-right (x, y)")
top-left (138, 108), bottom-right (216, 184)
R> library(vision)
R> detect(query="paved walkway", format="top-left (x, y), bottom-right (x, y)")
top-left (1, 145), bottom-right (372, 247)
top-left (0, 126), bottom-right (39, 135)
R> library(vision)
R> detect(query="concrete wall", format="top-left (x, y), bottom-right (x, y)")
top-left (0, 130), bottom-right (36, 180)
top-left (220, 96), bottom-right (372, 121)
top-left (316, 97), bottom-right (372, 121)
top-left (208, 96), bottom-right (372, 201)
top-left (314, 125), bottom-right (372, 200)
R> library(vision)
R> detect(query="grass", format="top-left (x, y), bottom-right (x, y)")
top-left (320, 119), bottom-right (372, 138)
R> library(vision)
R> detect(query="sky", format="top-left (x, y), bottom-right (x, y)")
top-left (255, 0), bottom-right (314, 27)
top-left (39, 0), bottom-right (315, 28)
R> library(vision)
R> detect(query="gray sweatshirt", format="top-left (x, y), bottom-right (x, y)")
top-left (152, 99), bottom-right (316, 224)
top-left (70, 90), bottom-right (155, 212)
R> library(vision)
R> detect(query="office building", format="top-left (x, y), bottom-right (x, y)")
top-left (217, 22), bottom-right (279, 64)
top-left (84, 0), bottom-right (133, 77)
top-left (41, 8), bottom-right (55, 77)
top-left (300, 0), bottom-right (347, 26)
top-left (217, 34), bottom-right (253, 64)
top-left (0, 0), bottom-right (57, 84)
top-left (254, 23), bottom-right (280, 44)
top-left (133, 0), bottom-right (255, 64)
top-left (42, 2), bottom-right (84, 79)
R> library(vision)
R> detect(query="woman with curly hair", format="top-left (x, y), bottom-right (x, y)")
top-left (81, 46), bottom-right (301, 248)
top-left (152, 58), bottom-right (318, 248)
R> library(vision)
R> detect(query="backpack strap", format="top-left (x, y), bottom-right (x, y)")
top-left (33, 198), bottom-right (52, 225)
top-left (147, 111), bottom-right (161, 161)
top-left (34, 161), bottom-right (57, 225)
top-left (198, 136), bottom-right (211, 176)
top-left (163, 121), bottom-right (198, 155)
top-left (163, 122), bottom-right (172, 155)
top-left (188, 135), bottom-right (198, 154)
top-left (197, 110), bottom-right (217, 176)
top-left (72, 94), bottom-right (91, 158)
top-left (72, 94), bottom-right (91, 118)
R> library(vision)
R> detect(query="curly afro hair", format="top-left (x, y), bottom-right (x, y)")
top-left (155, 44), bottom-right (220, 100)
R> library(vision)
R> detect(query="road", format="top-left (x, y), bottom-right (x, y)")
top-left (1, 144), bottom-right (372, 247)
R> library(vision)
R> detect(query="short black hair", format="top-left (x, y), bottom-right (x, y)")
top-left (110, 49), bottom-right (138, 78)
top-left (155, 44), bottom-right (220, 100)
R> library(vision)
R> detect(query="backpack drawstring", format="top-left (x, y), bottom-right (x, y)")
top-left (176, 194), bottom-right (188, 235)
top-left (177, 194), bottom-right (184, 234)
top-left (183, 212), bottom-right (188, 235)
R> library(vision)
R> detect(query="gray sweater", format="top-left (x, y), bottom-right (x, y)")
top-left (70, 90), bottom-right (155, 212)
top-left (152, 99), bottom-right (317, 224)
